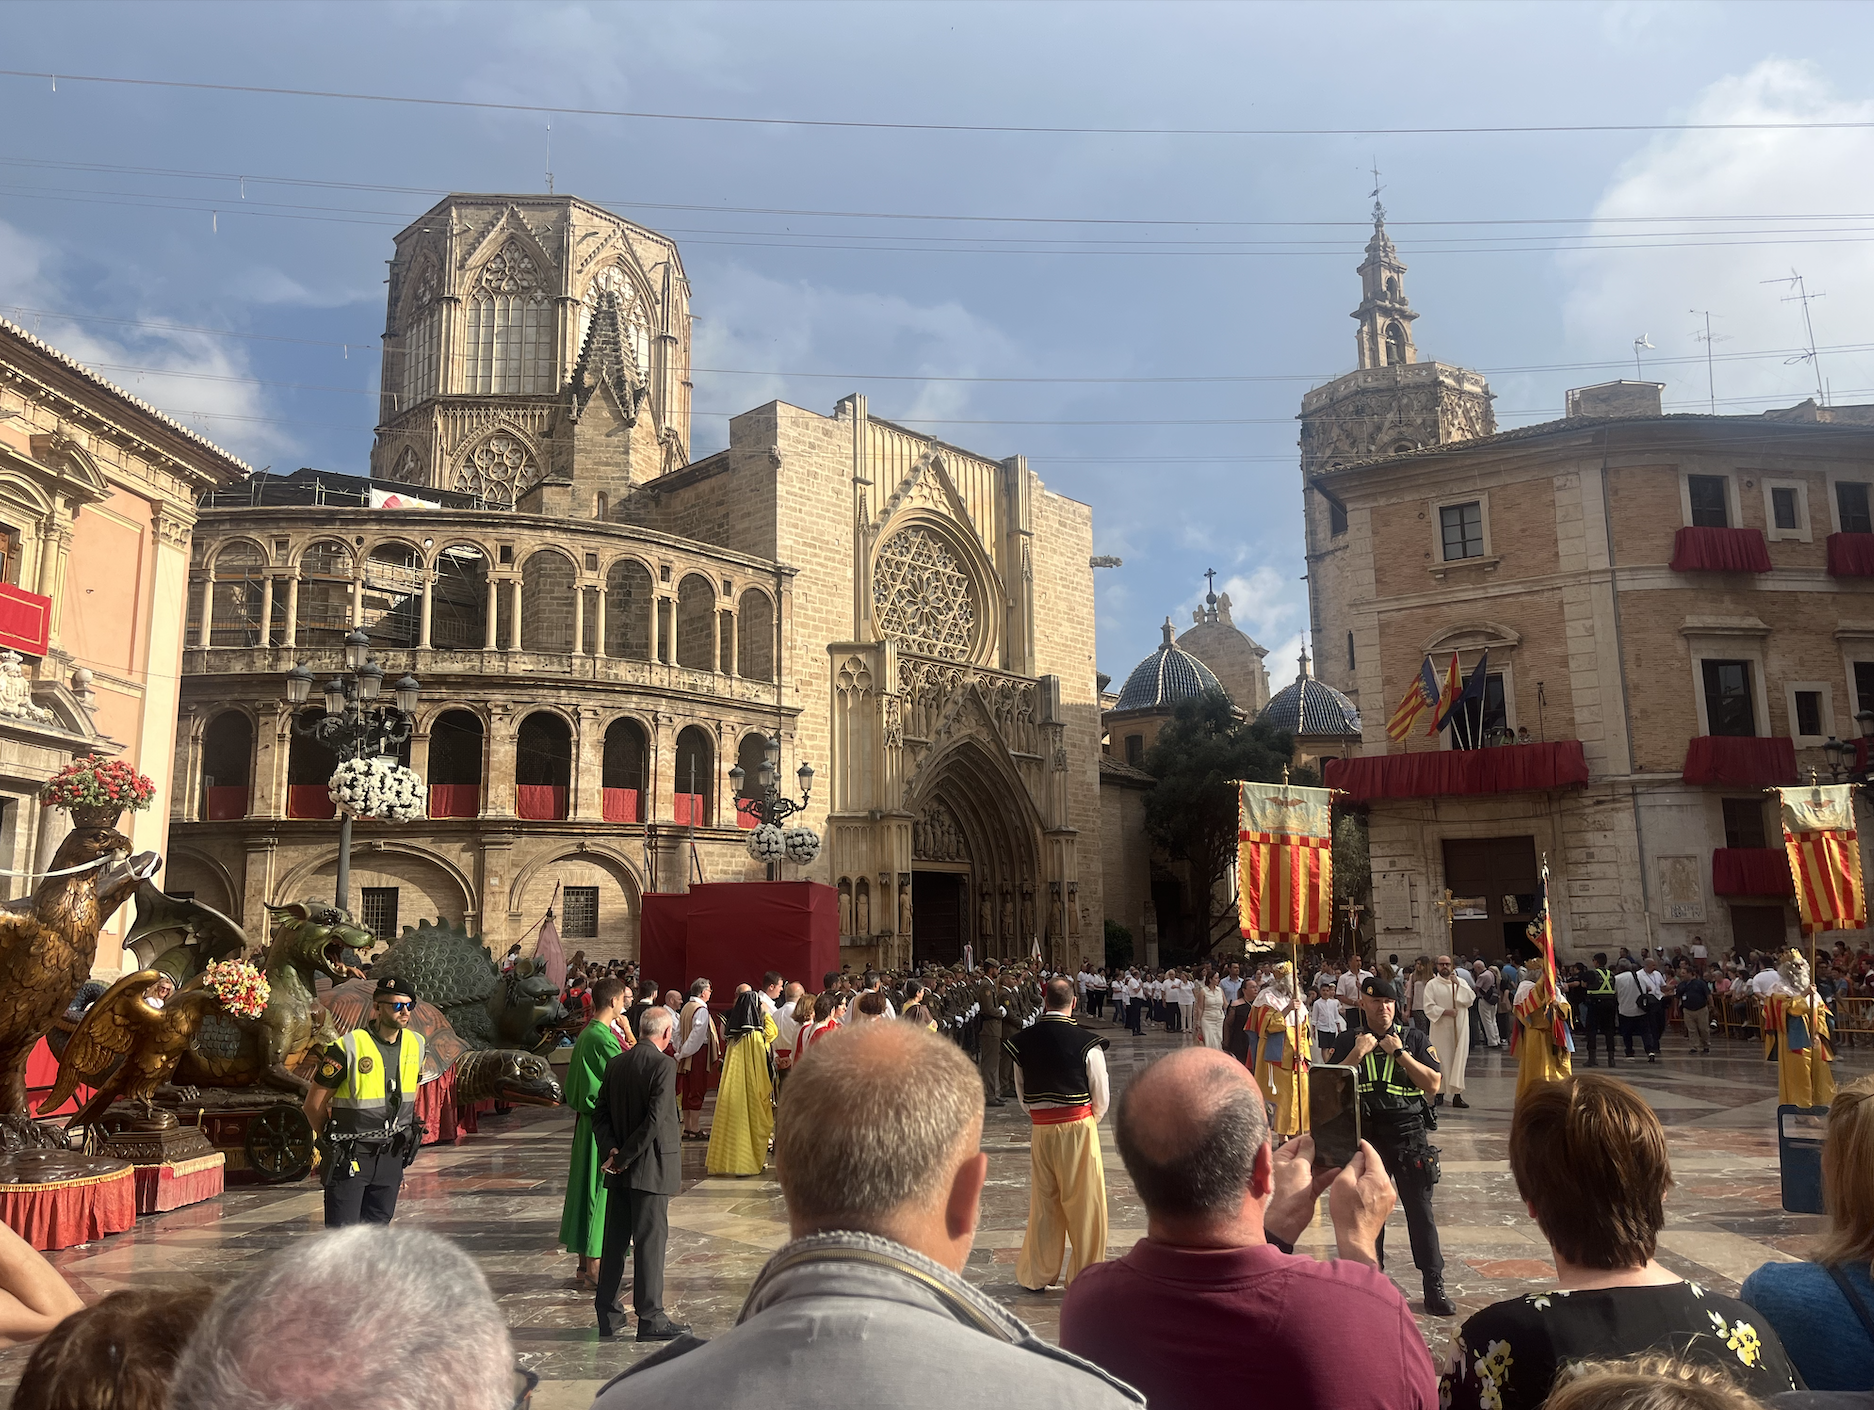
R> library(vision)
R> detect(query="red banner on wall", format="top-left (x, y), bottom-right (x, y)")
top-left (0, 584), bottom-right (52, 657)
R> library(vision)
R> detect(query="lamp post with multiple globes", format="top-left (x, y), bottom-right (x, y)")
top-left (283, 628), bottom-right (421, 915)
top-left (729, 734), bottom-right (814, 881)
top-left (1821, 709), bottom-right (1874, 785)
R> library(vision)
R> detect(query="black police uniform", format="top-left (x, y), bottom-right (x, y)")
top-left (312, 977), bottom-right (424, 1227)
top-left (1324, 985), bottom-right (1446, 1298)
top-left (1583, 965), bottom-right (1619, 1066)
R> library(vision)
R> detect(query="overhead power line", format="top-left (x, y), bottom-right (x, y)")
top-left (9, 69), bottom-right (1874, 139)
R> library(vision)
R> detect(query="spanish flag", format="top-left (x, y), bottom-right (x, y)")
top-left (1385, 657), bottom-right (1441, 743)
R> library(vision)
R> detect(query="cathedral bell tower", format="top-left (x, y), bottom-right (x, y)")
top-left (1353, 203), bottom-right (1419, 372)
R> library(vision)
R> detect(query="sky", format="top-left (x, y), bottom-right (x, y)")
top-left (4, 1), bottom-right (1874, 692)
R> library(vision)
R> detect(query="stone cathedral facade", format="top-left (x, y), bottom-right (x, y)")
top-left (168, 194), bottom-right (1100, 975)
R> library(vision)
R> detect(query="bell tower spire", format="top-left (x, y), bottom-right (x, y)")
top-left (1353, 198), bottom-right (1418, 371)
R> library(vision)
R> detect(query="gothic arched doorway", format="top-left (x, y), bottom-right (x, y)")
top-left (907, 736), bottom-right (1043, 967)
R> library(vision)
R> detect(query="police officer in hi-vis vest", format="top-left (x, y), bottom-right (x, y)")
top-left (304, 976), bottom-right (427, 1227)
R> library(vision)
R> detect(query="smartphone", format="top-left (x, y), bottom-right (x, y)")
top-left (1309, 1065), bottom-right (1361, 1172)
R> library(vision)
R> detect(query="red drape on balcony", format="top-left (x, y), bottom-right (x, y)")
top-left (516, 785), bottom-right (567, 821)
top-left (735, 804), bottom-right (759, 829)
top-left (1323, 740), bottom-right (1590, 803)
top-left (286, 785), bottom-right (336, 820)
top-left (428, 784), bottom-right (480, 819)
top-left (0, 583), bottom-right (52, 656)
top-left (1681, 735), bottom-right (1797, 787)
top-left (601, 787), bottom-right (639, 823)
top-left (1827, 532), bottom-right (1874, 577)
top-left (672, 793), bottom-right (706, 826)
top-left (205, 786), bottom-right (249, 821)
top-left (1712, 848), bottom-right (1795, 897)
top-left (1669, 525), bottom-right (1773, 573)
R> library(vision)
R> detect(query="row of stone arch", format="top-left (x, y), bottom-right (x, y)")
top-left (195, 536), bottom-right (776, 679)
top-left (198, 706), bottom-right (778, 827)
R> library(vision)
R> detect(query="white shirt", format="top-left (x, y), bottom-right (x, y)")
top-left (1311, 995), bottom-right (1344, 1035)
top-left (677, 1000), bottom-right (715, 1058)
top-left (1638, 969), bottom-right (1665, 999)
top-left (1336, 968), bottom-right (1369, 1005)
top-left (1615, 971), bottom-right (1643, 1018)
top-left (773, 998), bottom-right (804, 1049)
top-left (1751, 968), bottom-right (1781, 997)
top-left (1691, 943), bottom-right (1709, 959)
top-left (1175, 980), bottom-right (1195, 1005)
top-left (1011, 1029), bottom-right (1111, 1123)
top-left (1121, 976), bottom-right (1142, 1000)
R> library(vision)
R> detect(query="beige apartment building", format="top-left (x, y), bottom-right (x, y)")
top-left (170, 194), bottom-right (1103, 973)
top-left (1312, 382), bottom-right (1874, 961)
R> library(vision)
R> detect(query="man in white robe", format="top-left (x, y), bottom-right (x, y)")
top-left (1421, 954), bottom-right (1474, 1109)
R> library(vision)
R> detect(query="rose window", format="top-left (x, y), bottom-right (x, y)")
top-left (873, 526), bottom-right (977, 661)
top-left (454, 435), bottom-right (534, 507)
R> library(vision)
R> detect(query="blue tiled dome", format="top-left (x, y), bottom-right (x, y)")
top-left (1259, 650), bottom-right (1361, 738)
top-left (1114, 619), bottom-right (1229, 711)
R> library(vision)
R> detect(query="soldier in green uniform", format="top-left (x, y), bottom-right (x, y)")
top-left (995, 967), bottom-right (1025, 1100)
top-left (304, 976), bottom-right (427, 1228)
top-left (1322, 973), bottom-right (1454, 1317)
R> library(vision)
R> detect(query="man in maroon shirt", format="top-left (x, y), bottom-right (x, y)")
top-left (1059, 1048), bottom-right (1438, 1410)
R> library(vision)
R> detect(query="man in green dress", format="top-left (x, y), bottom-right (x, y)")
top-left (561, 976), bottom-right (630, 1290)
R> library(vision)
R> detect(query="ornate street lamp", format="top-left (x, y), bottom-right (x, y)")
top-left (282, 638), bottom-right (420, 915)
top-left (1822, 711), bottom-right (1874, 784)
top-left (731, 734), bottom-right (816, 879)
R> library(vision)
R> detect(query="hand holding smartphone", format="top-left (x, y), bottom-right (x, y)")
top-left (1308, 1065), bottom-right (1361, 1172)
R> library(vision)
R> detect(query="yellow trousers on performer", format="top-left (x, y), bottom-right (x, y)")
top-left (1017, 1115), bottom-right (1107, 1291)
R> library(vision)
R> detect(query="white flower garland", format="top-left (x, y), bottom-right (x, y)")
top-left (746, 823), bottom-right (786, 862)
top-left (782, 826), bottom-right (821, 864)
top-left (329, 756), bottom-right (424, 822)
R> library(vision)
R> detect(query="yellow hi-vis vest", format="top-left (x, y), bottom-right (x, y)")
top-left (328, 1028), bottom-right (425, 1142)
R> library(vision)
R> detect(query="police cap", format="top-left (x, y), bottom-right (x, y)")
top-left (374, 976), bottom-right (418, 1003)
top-left (1358, 974), bottom-right (1395, 1000)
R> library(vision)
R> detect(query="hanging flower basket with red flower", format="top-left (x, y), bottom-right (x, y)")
top-left (39, 756), bottom-right (157, 829)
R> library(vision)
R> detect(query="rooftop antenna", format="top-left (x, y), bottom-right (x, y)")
top-left (545, 122), bottom-right (554, 195)
top-left (1632, 334), bottom-right (1654, 380)
top-left (1762, 268), bottom-right (1827, 405)
top-left (1689, 310), bottom-right (1730, 415)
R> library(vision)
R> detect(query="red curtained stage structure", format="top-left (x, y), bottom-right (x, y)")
top-left (1324, 740), bottom-right (1590, 803)
top-left (1712, 847), bottom-right (1797, 898)
top-left (1681, 735), bottom-right (1798, 788)
top-left (641, 881), bottom-right (841, 1010)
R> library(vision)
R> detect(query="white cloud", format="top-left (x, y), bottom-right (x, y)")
top-left (689, 262), bottom-right (1028, 455)
top-left (0, 217), bottom-right (290, 462)
top-left (1562, 60), bottom-right (1874, 412)
top-left (1214, 565), bottom-right (1302, 650)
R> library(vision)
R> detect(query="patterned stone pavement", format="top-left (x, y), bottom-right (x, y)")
top-left (1, 1015), bottom-right (1863, 1406)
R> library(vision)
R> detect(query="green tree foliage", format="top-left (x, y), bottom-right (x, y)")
top-left (1140, 691), bottom-right (1296, 949)
top-left (1334, 812), bottom-right (1371, 902)
top-left (1104, 919), bottom-right (1133, 968)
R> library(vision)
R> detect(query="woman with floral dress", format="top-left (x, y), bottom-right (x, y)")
top-left (1443, 1073), bottom-right (1799, 1410)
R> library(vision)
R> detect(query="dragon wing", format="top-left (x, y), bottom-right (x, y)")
top-left (36, 970), bottom-right (164, 1115)
top-left (127, 882), bottom-right (250, 975)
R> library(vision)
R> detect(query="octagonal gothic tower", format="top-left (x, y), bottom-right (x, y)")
top-left (369, 195), bottom-right (693, 514)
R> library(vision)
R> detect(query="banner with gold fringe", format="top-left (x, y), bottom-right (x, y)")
top-left (1778, 782), bottom-right (1867, 935)
top-left (1237, 780), bottom-right (1333, 945)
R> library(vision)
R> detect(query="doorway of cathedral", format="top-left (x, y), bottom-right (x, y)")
top-left (1440, 836), bottom-right (1539, 961)
top-left (912, 871), bottom-right (965, 968)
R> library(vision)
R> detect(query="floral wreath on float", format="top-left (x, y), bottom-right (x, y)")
top-left (40, 757), bottom-right (157, 817)
top-left (201, 959), bottom-right (271, 1020)
top-left (328, 756), bottom-right (424, 822)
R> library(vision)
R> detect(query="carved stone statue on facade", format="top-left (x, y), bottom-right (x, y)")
top-left (979, 887), bottom-right (994, 943)
top-left (1001, 890), bottom-right (1016, 940)
top-left (1049, 886), bottom-right (1065, 940)
top-left (855, 882), bottom-right (871, 937)
top-left (898, 875), bottom-right (913, 937)
top-left (839, 880), bottom-right (853, 937)
top-left (1067, 882), bottom-right (1081, 936)
top-left (0, 652), bottom-right (53, 724)
top-left (1020, 885), bottom-right (1036, 939)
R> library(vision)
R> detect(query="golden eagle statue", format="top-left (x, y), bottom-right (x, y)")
top-left (36, 972), bottom-right (227, 1128)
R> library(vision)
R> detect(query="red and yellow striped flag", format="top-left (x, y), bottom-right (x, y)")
top-left (1238, 780), bottom-right (1333, 945)
top-left (1779, 783), bottom-right (1867, 934)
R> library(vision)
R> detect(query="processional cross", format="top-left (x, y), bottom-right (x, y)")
top-left (1432, 888), bottom-right (1458, 944)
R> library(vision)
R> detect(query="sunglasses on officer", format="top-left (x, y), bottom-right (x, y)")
top-left (374, 998), bottom-right (415, 1013)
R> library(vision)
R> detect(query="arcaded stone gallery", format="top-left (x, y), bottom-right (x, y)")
top-left (169, 195), bottom-right (1102, 972)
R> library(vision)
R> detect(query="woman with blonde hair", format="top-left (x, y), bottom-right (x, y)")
top-left (1541, 1353), bottom-right (1767, 1410)
top-left (1743, 1073), bottom-right (1874, 1390)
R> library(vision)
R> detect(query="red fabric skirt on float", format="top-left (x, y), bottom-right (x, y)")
top-left (0, 1163), bottom-right (136, 1250)
top-left (133, 1153), bottom-right (226, 1214)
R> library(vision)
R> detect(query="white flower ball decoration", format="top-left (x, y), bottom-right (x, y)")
top-left (782, 826), bottom-right (821, 865)
top-left (329, 756), bottom-right (424, 822)
top-left (746, 823), bottom-right (786, 863)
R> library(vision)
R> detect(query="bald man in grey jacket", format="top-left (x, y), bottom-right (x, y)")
top-left (591, 1022), bottom-right (1141, 1409)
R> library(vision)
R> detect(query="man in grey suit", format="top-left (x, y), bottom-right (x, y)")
top-left (592, 1005), bottom-right (688, 1341)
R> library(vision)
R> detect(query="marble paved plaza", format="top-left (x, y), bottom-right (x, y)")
top-left (3, 1016), bottom-right (1864, 1406)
